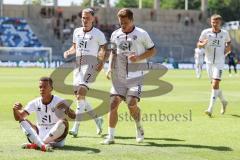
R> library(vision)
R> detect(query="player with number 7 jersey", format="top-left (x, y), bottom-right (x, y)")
top-left (63, 8), bottom-right (107, 137)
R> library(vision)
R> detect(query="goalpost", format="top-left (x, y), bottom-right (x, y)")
top-left (0, 47), bottom-right (52, 67)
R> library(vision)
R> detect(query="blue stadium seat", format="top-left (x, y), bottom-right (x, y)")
top-left (0, 17), bottom-right (42, 47)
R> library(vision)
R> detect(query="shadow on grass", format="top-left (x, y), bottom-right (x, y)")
top-left (56, 145), bottom-right (100, 153)
top-left (73, 135), bottom-right (183, 142)
top-left (117, 142), bottom-right (233, 151)
top-left (114, 136), bottom-right (185, 142)
top-left (231, 114), bottom-right (240, 118)
top-left (101, 134), bottom-right (184, 141)
top-left (69, 135), bottom-right (104, 139)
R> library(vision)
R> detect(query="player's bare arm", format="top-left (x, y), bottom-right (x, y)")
top-left (96, 44), bottom-right (107, 72)
top-left (64, 43), bottom-right (76, 59)
top-left (13, 102), bottom-right (28, 121)
top-left (198, 39), bottom-right (208, 48)
top-left (106, 50), bottom-right (116, 80)
top-left (56, 101), bottom-right (76, 119)
top-left (225, 41), bottom-right (232, 55)
top-left (128, 47), bottom-right (156, 63)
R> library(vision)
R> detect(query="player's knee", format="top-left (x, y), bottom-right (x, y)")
top-left (110, 97), bottom-right (121, 112)
top-left (75, 87), bottom-right (87, 100)
top-left (56, 120), bottom-right (66, 132)
top-left (44, 120), bottom-right (66, 143)
top-left (127, 97), bottom-right (138, 108)
top-left (128, 106), bottom-right (140, 118)
top-left (76, 94), bottom-right (85, 100)
top-left (212, 80), bottom-right (220, 89)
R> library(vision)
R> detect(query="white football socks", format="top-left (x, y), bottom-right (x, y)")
top-left (85, 100), bottom-right (99, 119)
top-left (218, 89), bottom-right (226, 103)
top-left (108, 127), bottom-right (115, 139)
top-left (20, 120), bottom-right (44, 147)
top-left (71, 100), bottom-right (85, 133)
top-left (207, 89), bottom-right (219, 113)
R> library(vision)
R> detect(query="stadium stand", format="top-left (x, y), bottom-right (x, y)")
top-left (2, 5), bottom-right (238, 64)
top-left (0, 17), bottom-right (42, 47)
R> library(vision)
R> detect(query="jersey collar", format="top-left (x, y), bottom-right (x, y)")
top-left (41, 95), bottom-right (54, 105)
top-left (123, 26), bottom-right (135, 34)
top-left (83, 26), bottom-right (94, 33)
top-left (212, 29), bottom-right (221, 33)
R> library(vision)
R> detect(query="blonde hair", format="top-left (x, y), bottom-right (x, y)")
top-left (117, 8), bottom-right (133, 20)
top-left (211, 14), bottom-right (222, 21)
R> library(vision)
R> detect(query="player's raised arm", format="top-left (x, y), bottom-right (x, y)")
top-left (63, 43), bottom-right (76, 59)
top-left (13, 102), bottom-right (28, 121)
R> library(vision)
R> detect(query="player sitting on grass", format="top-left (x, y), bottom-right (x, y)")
top-left (13, 77), bottom-right (76, 152)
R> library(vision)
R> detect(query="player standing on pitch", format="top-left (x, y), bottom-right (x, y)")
top-left (64, 8), bottom-right (107, 137)
top-left (198, 14), bottom-right (231, 117)
top-left (13, 77), bottom-right (76, 152)
top-left (102, 8), bottom-right (156, 144)
top-left (194, 44), bottom-right (204, 79)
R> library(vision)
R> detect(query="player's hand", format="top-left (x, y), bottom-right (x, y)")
top-left (225, 47), bottom-right (231, 55)
top-left (63, 50), bottom-right (70, 59)
top-left (201, 39), bottom-right (208, 46)
top-left (128, 53), bottom-right (139, 62)
top-left (96, 61), bottom-right (104, 72)
top-left (106, 69), bottom-right (112, 80)
top-left (13, 102), bottom-right (23, 110)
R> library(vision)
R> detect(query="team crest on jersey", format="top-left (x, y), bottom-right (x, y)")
top-left (133, 35), bottom-right (137, 40)
top-left (118, 40), bottom-right (132, 51)
top-left (51, 107), bottom-right (55, 112)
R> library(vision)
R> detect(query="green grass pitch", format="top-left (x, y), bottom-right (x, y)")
top-left (0, 67), bottom-right (239, 160)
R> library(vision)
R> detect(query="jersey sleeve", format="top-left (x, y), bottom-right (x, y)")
top-left (24, 100), bottom-right (36, 115)
top-left (109, 32), bottom-right (117, 52)
top-left (199, 30), bottom-right (207, 41)
top-left (72, 28), bottom-right (77, 44)
top-left (98, 31), bottom-right (107, 46)
top-left (110, 32), bottom-right (115, 43)
top-left (225, 31), bottom-right (231, 43)
top-left (142, 31), bottom-right (155, 50)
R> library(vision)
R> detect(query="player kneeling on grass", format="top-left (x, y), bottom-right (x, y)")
top-left (13, 77), bottom-right (76, 152)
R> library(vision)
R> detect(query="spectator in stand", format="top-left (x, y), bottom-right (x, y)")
top-left (177, 13), bottom-right (181, 22)
top-left (184, 14), bottom-right (190, 26)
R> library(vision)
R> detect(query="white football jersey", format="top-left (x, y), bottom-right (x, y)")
top-left (24, 95), bottom-right (66, 129)
top-left (73, 27), bottom-right (106, 58)
top-left (110, 26), bottom-right (154, 80)
top-left (199, 28), bottom-right (231, 64)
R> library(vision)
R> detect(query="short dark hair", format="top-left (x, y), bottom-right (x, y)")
top-left (39, 77), bottom-right (53, 88)
top-left (82, 8), bottom-right (95, 16)
top-left (117, 8), bottom-right (133, 20)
